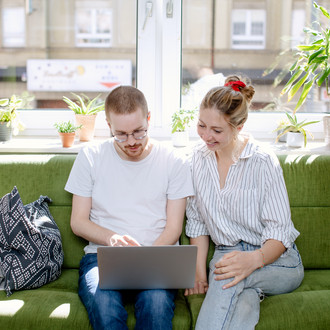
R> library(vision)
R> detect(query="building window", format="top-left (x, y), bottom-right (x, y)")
top-left (291, 9), bottom-right (306, 49)
top-left (232, 9), bottom-right (266, 49)
top-left (75, 8), bottom-right (113, 47)
top-left (2, 7), bottom-right (25, 47)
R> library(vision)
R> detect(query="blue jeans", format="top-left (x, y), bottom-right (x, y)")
top-left (195, 242), bottom-right (304, 330)
top-left (78, 253), bottom-right (176, 330)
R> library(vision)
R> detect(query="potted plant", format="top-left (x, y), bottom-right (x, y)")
top-left (63, 93), bottom-right (104, 142)
top-left (0, 95), bottom-right (25, 142)
top-left (54, 121), bottom-right (82, 148)
top-left (279, 1), bottom-right (330, 144)
top-left (171, 108), bottom-right (197, 147)
top-left (275, 112), bottom-right (319, 148)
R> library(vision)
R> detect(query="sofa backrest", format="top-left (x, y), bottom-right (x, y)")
top-left (278, 154), bottom-right (330, 269)
top-left (0, 154), bottom-right (85, 269)
top-left (1, 153), bottom-right (329, 271)
top-left (181, 154), bottom-right (330, 270)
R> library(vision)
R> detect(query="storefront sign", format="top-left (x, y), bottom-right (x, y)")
top-left (27, 59), bottom-right (132, 91)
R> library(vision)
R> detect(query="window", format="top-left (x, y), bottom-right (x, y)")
top-left (231, 9), bottom-right (266, 49)
top-left (0, 0), bottom-right (326, 141)
top-left (75, 7), bottom-right (113, 47)
top-left (2, 7), bottom-right (25, 47)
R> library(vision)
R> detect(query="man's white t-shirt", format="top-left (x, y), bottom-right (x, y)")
top-left (65, 139), bottom-right (194, 253)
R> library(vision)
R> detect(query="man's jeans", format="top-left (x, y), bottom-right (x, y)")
top-left (79, 253), bottom-right (176, 330)
top-left (195, 242), bottom-right (304, 330)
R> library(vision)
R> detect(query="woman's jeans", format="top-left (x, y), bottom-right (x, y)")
top-left (78, 253), bottom-right (176, 330)
top-left (195, 242), bottom-right (304, 330)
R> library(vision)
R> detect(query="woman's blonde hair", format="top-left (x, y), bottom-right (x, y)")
top-left (200, 75), bottom-right (255, 129)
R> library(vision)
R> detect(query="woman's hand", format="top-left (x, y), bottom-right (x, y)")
top-left (214, 250), bottom-right (262, 289)
top-left (184, 279), bottom-right (209, 296)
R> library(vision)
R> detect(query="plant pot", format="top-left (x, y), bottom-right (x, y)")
top-left (75, 114), bottom-right (97, 142)
top-left (277, 129), bottom-right (287, 142)
top-left (286, 132), bottom-right (304, 148)
top-left (59, 132), bottom-right (75, 148)
top-left (323, 115), bottom-right (330, 146)
top-left (172, 131), bottom-right (189, 147)
top-left (0, 122), bottom-right (12, 142)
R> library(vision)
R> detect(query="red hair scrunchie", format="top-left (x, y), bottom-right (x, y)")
top-left (224, 80), bottom-right (246, 92)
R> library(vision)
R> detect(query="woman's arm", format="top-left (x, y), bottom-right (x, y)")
top-left (184, 235), bottom-right (210, 296)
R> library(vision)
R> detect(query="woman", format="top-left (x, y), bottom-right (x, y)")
top-left (185, 75), bottom-right (304, 329)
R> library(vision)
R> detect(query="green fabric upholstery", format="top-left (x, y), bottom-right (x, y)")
top-left (0, 153), bottom-right (329, 329)
top-left (278, 154), bottom-right (330, 207)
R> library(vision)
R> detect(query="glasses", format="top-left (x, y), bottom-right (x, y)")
top-left (112, 129), bottom-right (148, 143)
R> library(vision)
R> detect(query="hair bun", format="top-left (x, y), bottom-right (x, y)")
top-left (225, 74), bottom-right (255, 103)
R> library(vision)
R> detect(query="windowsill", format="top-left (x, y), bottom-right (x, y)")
top-left (1, 136), bottom-right (330, 155)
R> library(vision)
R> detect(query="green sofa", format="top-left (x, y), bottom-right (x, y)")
top-left (0, 153), bottom-right (329, 329)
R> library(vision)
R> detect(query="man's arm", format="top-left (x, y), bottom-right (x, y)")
top-left (70, 194), bottom-right (139, 246)
top-left (152, 198), bottom-right (187, 246)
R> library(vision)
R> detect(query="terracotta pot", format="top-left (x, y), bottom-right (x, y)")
top-left (59, 132), bottom-right (75, 148)
top-left (0, 122), bottom-right (12, 142)
top-left (75, 114), bottom-right (97, 141)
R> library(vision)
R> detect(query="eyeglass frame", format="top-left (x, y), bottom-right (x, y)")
top-left (111, 129), bottom-right (148, 143)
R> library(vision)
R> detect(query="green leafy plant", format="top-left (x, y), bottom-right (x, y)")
top-left (281, 2), bottom-right (330, 111)
top-left (275, 112), bottom-right (319, 147)
top-left (63, 93), bottom-right (104, 115)
top-left (0, 95), bottom-right (25, 133)
top-left (171, 108), bottom-right (197, 133)
top-left (54, 121), bottom-right (82, 133)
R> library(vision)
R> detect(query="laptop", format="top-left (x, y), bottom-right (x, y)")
top-left (97, 245), bottom-right (197, 290)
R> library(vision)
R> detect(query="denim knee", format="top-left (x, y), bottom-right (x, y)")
top-left (135, 289), bottom-right (176, 330)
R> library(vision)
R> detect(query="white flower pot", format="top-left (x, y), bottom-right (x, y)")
top-left (0, 122), bottom-right (12, 142)
top-left (172, 131), bottom-right (189, 147)
top-left (286, 132), bottom-right (304, 148)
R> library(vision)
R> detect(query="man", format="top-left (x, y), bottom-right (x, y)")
top-left (65, 86), bottom-right (194, 330)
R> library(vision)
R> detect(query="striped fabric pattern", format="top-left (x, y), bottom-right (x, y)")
top-left (186, 140), bottom-right (299, 248)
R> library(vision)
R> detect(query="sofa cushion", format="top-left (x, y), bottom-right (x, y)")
top-left (186, 281), bottom-right (330, 330)
top-left (0, 284), bottom-right (191, 330)
top-left (0, 288), bottom-right (92, 329)
top-left (0, 187), bottom-right (63, 296)
top-left (257, 289), bottom-right (330, 329)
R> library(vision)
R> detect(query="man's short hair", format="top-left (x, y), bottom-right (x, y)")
top-left (105, 86), bottom-right (149, 120)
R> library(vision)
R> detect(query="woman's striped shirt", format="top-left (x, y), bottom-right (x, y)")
top-left (186, 139), bottom-right (299, 248)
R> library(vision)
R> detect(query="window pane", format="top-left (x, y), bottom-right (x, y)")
top-left (0, 0), bottom-right (136, 109)
top-left (251, 22), bottom-right (263, 36)
top-left (233, 23), bottom-right (246, 35)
